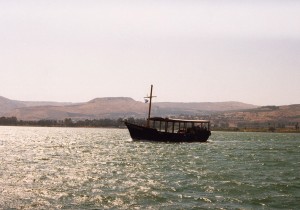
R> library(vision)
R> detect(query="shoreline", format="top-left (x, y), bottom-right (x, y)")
top-left (1, 124), bottom-right (300, 133)
top-left (212, 128), bottom-right (300, 133)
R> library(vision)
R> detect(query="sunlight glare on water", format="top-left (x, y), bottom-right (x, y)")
top-left (0, 126), bottom-right (299, 209)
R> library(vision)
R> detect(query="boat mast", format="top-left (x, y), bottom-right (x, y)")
top-left (145, 84), bottom-right (156, 127)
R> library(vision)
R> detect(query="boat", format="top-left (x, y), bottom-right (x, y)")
top-left (124, 85), bottom-right (211, 142)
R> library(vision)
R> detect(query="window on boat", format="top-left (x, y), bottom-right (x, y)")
top-left (151, 120), bottom-right (210, 132)
top-left (193, 122), bottom-right (209, 131)
top-left (151, 120), bottom-right (166, 132)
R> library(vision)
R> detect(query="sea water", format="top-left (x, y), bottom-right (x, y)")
top-left (0, 126), bottom-right (299, 209)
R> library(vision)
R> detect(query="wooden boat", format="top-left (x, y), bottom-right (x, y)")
top-left (124, 85), bottom-right (211, 142)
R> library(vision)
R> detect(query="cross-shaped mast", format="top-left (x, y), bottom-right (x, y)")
top-left (144, 84), bottom-right (156, 127)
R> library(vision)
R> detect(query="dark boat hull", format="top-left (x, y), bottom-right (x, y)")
top-left (125, 122), bottom-right (211, 142)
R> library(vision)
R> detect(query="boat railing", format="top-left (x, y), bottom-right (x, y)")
top-left (148, 118), bottom-right (210, 133)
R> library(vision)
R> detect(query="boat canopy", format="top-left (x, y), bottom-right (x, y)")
top-left (149, 117), bottom-right (210, 123)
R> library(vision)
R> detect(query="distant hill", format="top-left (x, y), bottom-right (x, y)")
top-left (0, 96), bottom-right (26, 115)
top-left (210, 104), bottom-right (300, 129)
top-left (1, 95), bottom-right (298, 130)
top-left (0, 96), bottom-right (258, 121)
top-left (154, 101), bottom-right (257, 115)
top-left (3, 97), bottom-right (148, 121)
top-left (0, 96), bottom-right (73, 116)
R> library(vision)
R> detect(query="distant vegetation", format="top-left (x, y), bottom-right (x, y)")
top-left (1, 116), bottom-right (299, 133)
top-left (0, 116), bottom-right (145, 128)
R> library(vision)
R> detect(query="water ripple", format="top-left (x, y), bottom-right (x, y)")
top-left (0, 127), bottom-right (299, 209)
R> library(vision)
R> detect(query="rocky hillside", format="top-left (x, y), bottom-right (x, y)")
top-left (0, 96), bottom-right (26, 115)
top-left (210, 105), bottom-right (300, 128)
top-left (154, 101), bottom-right (257, 115)
top-left (4, 97), bottom-right (148, 121)
top-left (0, 96), bottom-right (257, 121)
top-left (0, 96), bottom-right (72, 116)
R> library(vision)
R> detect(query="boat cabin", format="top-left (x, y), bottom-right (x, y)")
top-left (148, 117), bottom-right (210, 134)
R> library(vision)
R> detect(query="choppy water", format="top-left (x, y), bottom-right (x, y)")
top-left (0, 126), bottom-right (299, 209)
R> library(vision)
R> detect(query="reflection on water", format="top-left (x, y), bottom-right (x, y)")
top-left (0, 126), bottom-right (299, 209)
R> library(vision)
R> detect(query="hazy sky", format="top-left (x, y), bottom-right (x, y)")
top-left (1, 0), bottom-right (299, 105)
